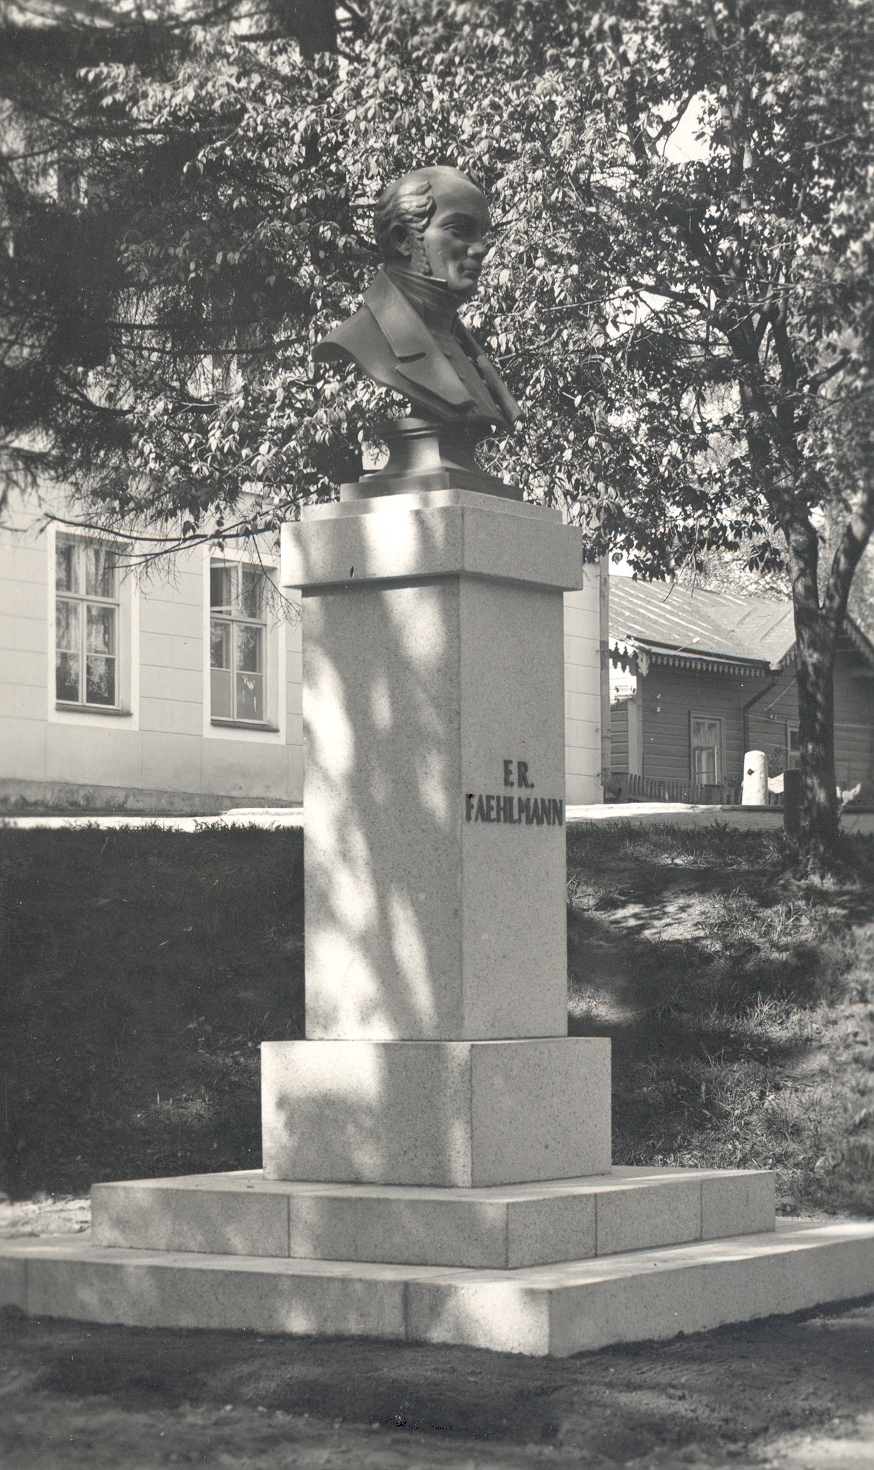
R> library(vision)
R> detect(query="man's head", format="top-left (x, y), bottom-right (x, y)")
top-left (373, 166), bottom-right (490, 299)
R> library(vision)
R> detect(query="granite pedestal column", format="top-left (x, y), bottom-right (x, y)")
top-left (263, 487), bottom-right (611, 1188)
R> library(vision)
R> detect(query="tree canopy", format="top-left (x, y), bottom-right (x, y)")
top-left (2, 0), bottom-right (873, 842)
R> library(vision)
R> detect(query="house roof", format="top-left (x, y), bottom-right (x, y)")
top-left (608, 578), bottom-right (874, 676)
top-left (609, 579), bottom-right (795, 673)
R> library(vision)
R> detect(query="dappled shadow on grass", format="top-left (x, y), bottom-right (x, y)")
top-left (568, 905), bottom-right (823, 1171)
top-left (567, 827), bottom-right (874, 1215)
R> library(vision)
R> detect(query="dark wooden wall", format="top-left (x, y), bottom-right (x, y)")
top-left (608, 639), bottom-right (874, 792)
top-left (637, 666), bottom-right (765, 785)
top-left (609, 699), bottom-right (630, 775)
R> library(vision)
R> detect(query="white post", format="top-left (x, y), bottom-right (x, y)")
top-left (742, 750), bottom-right (769, 806)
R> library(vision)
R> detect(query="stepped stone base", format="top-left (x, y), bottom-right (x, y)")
top-left (4, 1218), bottom-right (874, 1357)
top-left (90, 1166), bottom-right (774, 1269)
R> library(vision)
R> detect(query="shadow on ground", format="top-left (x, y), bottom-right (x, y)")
top-left (2, 1299), bottom-right (874, 1468)
top-left (565, 825), bottom-right (874, 1216)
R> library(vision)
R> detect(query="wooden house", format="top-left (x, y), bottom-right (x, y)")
top-left (606, 579), bottom-right (874, 803)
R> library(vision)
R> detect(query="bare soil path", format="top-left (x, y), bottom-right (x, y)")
top-left (2, 1294), bottom-right (873, 1469)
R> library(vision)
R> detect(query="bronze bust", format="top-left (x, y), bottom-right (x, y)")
top-left (314, 166), bottom-right (522, 498)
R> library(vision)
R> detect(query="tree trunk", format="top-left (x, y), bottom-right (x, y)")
top-left (787, 522), bottom-right (840, 849)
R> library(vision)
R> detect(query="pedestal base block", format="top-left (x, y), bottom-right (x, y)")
top-left (261, 1037), bottom-right (611, 1187)
top-left (90, 1166), bottom-right (775, 1269)
top-left (5, 1220), bottom-right (874, 1357)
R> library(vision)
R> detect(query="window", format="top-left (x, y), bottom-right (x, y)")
top-left (55, 537), bottom-right (119, 707)
top-left (691, 715), bottom-right (722, 784)
top-left (787, 723), bottom-right (800, 768)
top-left (210, 562), bottom-right (269, 723)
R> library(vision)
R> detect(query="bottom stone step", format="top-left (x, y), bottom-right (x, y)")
top-left (3, 1220), bottom-right (873, 1357)
top-left (90, 1165), bottom-right (776, 1269)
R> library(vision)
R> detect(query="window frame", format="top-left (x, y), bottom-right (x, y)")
top-left (690, 711), bottom-right (724, 786)
top-left (53, 533), bottom-right (126, 714)
top-left (207, 555), bottom-right (280, 733)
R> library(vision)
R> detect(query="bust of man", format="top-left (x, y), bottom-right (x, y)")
top-left (313, 166), bottom-right (521, 433)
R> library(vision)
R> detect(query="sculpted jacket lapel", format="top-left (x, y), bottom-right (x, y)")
top-left (363, 269), bottom-right (475, 409)
top-left (454, 319), bottom-right (522, 426)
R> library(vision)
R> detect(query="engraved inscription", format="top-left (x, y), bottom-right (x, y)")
top-left (465, 761), bottom-right (562, 828)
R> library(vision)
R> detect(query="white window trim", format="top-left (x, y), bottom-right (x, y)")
top-left (47, 523), bottom-right (140, 730)
top-left (202, 544), bottom-right (286, 743)
top-left (690, 711), bottom-right (723, 785)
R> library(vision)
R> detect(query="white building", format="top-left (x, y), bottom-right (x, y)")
top-left (0, 490), bottom-right (604, 813)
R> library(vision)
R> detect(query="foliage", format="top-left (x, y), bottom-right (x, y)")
top-left (0, 824), bottom-right (304, 1197)
top-left (566, 819), bottom-right (874, 1218)
top-left (1, 0), bottom-right (872, 840)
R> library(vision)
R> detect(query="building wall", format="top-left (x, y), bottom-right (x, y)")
top-left (607, 646), bottom-right (874, 792)
top-left (747, 643), bottom-right (874, 789)
top-left (564, 570), bottom-right (603, 806)
top-left (0, 493), bottom-right (304, 812)
top-left (609, 698), bottom-right (630, 775)
top-left (637, 665), bottom-right (769, 786)
top-left (1, 494), bottom-right (604, 812)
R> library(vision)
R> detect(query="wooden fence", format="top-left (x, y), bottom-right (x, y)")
top-left (604, 771), bottom-right (744, 806)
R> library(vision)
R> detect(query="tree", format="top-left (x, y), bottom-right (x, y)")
top-left (569, 0), bottom-right (874, 849)
top-left (1, 0), bottom-right (872, 848)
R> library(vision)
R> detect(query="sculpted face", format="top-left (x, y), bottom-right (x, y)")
top-left (380, 166), bottom-right (491, 300)
top-left (420, 171), bottom-right (491, 299)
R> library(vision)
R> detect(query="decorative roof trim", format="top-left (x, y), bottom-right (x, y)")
top-left (608, 639), bottom-right (771, 679)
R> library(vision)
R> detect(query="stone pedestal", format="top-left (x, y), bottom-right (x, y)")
top-left (261, 1038), bottom-right (611, 1186)
top-left (265, 488), bottom-right (610, 1184)
top-left (5, 485), bottom-right (873, 1356)
top-left (283, 490), bottom-right (580, 1043)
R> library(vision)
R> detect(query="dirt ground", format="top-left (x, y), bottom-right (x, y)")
top-left (2, 1296), bottom-right (873, 1469)
top-left (2, 1202), bottom-right (873, 1470)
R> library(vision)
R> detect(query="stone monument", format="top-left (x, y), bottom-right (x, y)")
top-left (2, 166), bottom-right (872, 1356)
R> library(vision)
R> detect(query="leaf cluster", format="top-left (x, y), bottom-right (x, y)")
top-left (0, 0), bottom-right (871, 584)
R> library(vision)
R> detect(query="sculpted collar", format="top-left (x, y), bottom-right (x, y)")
top-left (384, 264), bottom-right (462, 334)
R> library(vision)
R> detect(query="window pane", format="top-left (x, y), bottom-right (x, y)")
top-left (56, 599), bottom-right (79, 652)
top-left (211, 667), bottom-right (232, 718)
top-left (236, 622), bottom-right (263, 674)
top-left (56, 540), bottom-right (78, 593)
top-left (56, 651), bottom-right (80, 702)
top-left (210, 619), bottom-right (231, 669)
top-left (692, 717), bottom-right (721, 784)
top-left (692, 718), bottom-right (720, 746)
top-left (210, 565), bottom-right (233, 611)
top-left (86, 603), bottom-right (115, 656)
top-left (86, 654), bottom-right (115, 706)
top-left (236, 671), bottom-right (264, 721)
top-left (85, 543), bottom-right (115, 597)
top-left (240, 566), bottom-right (265, 618)
top-left (693, 748), bottom-right (718, 783)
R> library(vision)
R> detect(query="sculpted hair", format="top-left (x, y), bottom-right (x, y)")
top-left (373, 174), bottom-right (436, 268)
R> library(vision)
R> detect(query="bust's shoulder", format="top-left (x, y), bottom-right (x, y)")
top-left (313, 269), bottom-right (429, 365)
top-left (312, 299), bottom-right (383, 362)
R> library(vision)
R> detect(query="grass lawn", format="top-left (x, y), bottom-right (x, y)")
top-left (568, 822), bottom-right (874, 1218)
top-left (0, 826), bottom-right (304, 1198)
top-left (2, 820), bottom-right (873, 1215)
